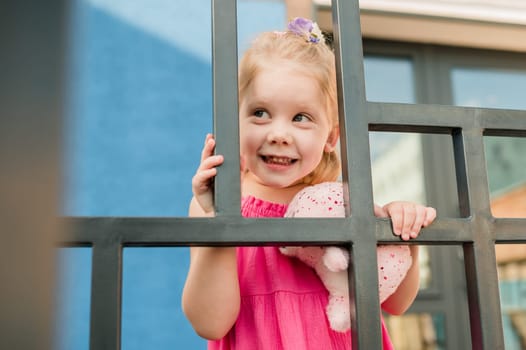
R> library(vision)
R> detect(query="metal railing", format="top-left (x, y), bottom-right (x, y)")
top-left (61, 0), bottom-right (526, 349)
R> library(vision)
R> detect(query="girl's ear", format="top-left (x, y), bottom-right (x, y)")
top-left (324, 127), bottom-right (340, 152)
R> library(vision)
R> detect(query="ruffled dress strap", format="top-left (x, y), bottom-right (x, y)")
top-left (241, 195), bottom-right (288, 218)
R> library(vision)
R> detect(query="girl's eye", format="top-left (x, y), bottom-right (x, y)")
top-left (292, 114), bottom-right (311, 122)
top-left (253, 109), bottom-right (269, 119)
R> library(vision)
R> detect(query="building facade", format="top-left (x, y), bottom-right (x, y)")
top-left (56, 1), bottom-right (526, 349)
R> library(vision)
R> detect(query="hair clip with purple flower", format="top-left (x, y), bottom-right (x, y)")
top-left (287, 17), bottom-right (324, 44)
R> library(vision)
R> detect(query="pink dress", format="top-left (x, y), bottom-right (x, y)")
top-left (208, 194), bottom-right (396, 350)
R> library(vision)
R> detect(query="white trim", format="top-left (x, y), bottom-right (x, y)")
top-left (314, 0), bottom-right (526, 52)
top-left (315, 0), bottom-right (526, 25)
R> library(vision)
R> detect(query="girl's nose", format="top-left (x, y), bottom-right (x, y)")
top-left (267, 127), bottom-right (293, 145)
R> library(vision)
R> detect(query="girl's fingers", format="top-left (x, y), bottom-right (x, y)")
top-left (192, 168), bottom-right (217, 193)
top-left (198, 154), bottom-right (224, 172)
top-left (423, 207), bottom-right (437, 227)
top-left (401, 205), bottom-right (416, 240)
top-left (410, 206), bottom-right (427, 238)
top-left (388, 206), bottom-right (404, 238)
top-left (374, 204), bottom-right (388, 218)
top-left (384, 202), bottom-right (437, 240)
top-left (193, 145), bottom-right (224, 196)
top-left (201, 134), bottom-right (216, 162)
top-left (195, 156), bottom-right (223, 183)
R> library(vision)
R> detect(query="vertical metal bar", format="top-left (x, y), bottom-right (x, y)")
top-left (211, 0), bottom-right (241, 217)
top-left (331, 0), bottom-right (373, 214)
top-left (441, 246), bottom-right (473, 349)
top-left (457, 127), bottom-right (504, 349)
top-left (0, 1), bottom-right (68, 350)
top-left (347, 239), bottom-right (380, 349)
top-left (413, 45), bottom-right (471, 350)
top-left (89, 239), bottom-right (122, 350)
top-left (463, 240), bottom-right (503, 350)
top-left (456, 127), bottom-right (492, 216)
top-left (332, 0), bottom-right (382, 348)
top-left (452, 128), bottom-right (471, 217)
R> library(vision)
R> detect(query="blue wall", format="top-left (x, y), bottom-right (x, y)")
top-left (57, 1), bottom-right (285, 349)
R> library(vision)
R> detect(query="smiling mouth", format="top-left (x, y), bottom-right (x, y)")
top-left (261, 156), bottom-right (297, 165)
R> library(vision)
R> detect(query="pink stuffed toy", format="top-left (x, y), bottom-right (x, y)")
top-left (280, 182), bottom-right (412, 332)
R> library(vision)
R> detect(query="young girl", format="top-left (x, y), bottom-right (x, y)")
top-left (182, 18), bottom-right (436, 349)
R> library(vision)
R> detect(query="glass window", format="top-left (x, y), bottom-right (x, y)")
top-left (364, 55), bottom-right (423, 202)
top-left (452, 68), bottom-right (526, 110)
top-left (364, 56), bottom-right (414, 104)
top-left (484, 135), bottom-right (526, 218)
top-left (364, 55), bottom-right (433, 289)
top-left (384, 313), bottom-right (446, 350)
top-left (452, 68), bottom-right (526, 218)
top-left (453, 67), bottom-right (526, 349)
top-left (496, 244), bottom-right (526, 349)
top-left (59, 4), bottom-right (526, 347)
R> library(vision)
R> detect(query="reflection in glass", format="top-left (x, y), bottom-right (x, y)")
top-left (364, 55), bottom-right (433, 290)
top-left (452, 68), bottom-right (526, 219)
top-left (364, 55), bottom-right (419, 200)
top-left (496, 244), bottom-right (526, 349)
top-left (485, 136), bottom-right (526, 218)
top-left (364, 55), bottom-right (420, 204)
top-left (365, 56), bottom-right (416, 171)
top-left (369, 131), bottom-right (432, 290)
top-left (384, 313), bottom-right (446, 349)
top-left (452, 68), bottom-right (526, 110)
top-left (364, 56), bottom-right (414, 104)
top-left (455, 67), bottom-right (526, 348)
top-left (370, 133), bottom-right (426, 205)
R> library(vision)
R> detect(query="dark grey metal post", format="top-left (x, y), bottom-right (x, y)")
top-left (212, 0), bottom-right (241, 217)
top-left (89, 236), bottom-right (122, 350)
top-left (457, 126), bottom-right (504, 349)
top-left (332, 0), bottom-right (382, 348)
top-left (56, 1), bottom-right (526, 350)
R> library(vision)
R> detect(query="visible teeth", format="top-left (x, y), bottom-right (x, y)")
top-left (265, 156), bottom-right (293, 165)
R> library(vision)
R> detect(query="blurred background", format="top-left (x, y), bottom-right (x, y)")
top-left (4, 0), bottom-right (524, 349)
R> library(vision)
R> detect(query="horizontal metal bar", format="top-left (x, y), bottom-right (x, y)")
top-left (367, 102), bottom-right (526, 133)
top-left (484, 128), bottom-right (526, 137)
top-left (375, 218), bottom-right (474, 243)
top-left (479, 109), bottom-right (526, 134)
top-left (59, 217), bottom-right (491, 246)
top-left (494, 218), bottom-right (526, 241)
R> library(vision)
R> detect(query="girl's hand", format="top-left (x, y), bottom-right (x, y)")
top-left (191, 134), bottom-right (224, 214)
top-left (375, 202), bottom-right (437, 241)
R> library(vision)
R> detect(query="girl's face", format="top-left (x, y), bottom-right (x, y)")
top-left (239, 64), bottom-right (337, 189)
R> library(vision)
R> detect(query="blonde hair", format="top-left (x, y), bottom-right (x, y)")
top-left (239, 31), bottom-right (340, 185)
